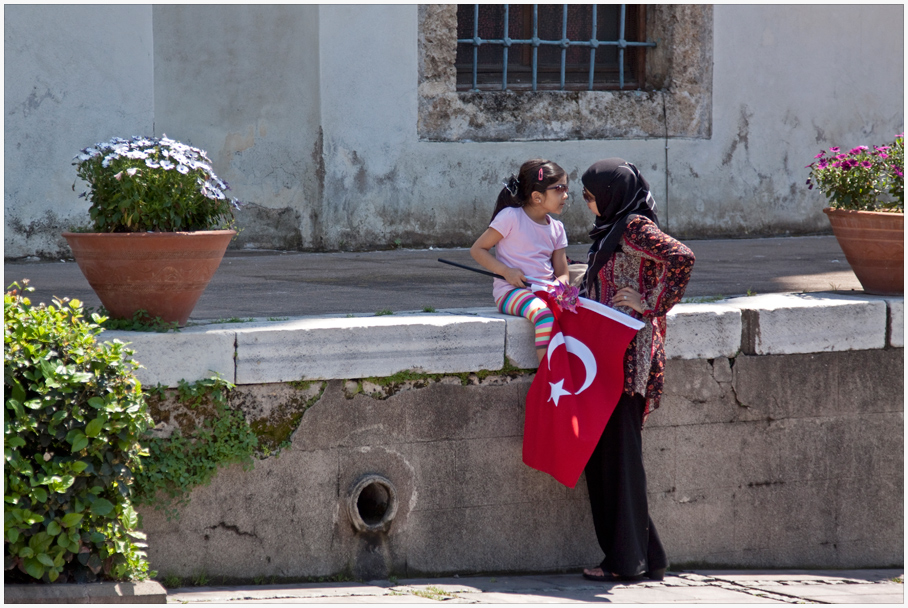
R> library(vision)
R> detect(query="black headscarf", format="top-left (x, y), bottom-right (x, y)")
top-left (580, 158), bottom-right (659, 297)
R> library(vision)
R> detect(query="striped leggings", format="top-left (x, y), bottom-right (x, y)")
top-left (495, 288), bottom-right (555, 350)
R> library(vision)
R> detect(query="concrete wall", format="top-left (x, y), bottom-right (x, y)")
top-left (4, 5), bottom-right (154, 258)
top-left (119, 294), bottom-right (904, 580)
top-left (4, 5), bottom-right (904, 257)
top-left (152, 5), bottom-right (322, 251)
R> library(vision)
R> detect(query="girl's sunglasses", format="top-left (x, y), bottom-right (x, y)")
top-left (546, 184), bottom-right (569, 193)
top-left (582, 189), bottom-right (595, 203)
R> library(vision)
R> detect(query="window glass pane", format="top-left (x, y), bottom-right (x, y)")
top-left (456, 4), bottom-right (645, 91)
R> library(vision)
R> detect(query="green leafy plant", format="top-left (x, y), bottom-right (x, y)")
top-left (73, 135), bottom-right (240, 232)
top-left (412, 585), bottom-right (453, 601)
top-left (132, 375), bottom-right (258, 518)
top-left (4, 281), bottom-right (154, 583)
top-left (209, 317), bottom-right (255, 325)
top-left (191, 570), bottom-right (210, 586)
top-left (87, 307), bottom-right (180, 333)
top-left (421, 306), bottom-right (436, 313)
top-left (806, 134), bottom-right (904, 211)
top-left (375, 309), bottom-right (393, 316)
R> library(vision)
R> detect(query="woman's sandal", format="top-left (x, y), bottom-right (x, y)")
top-left (582, 567), bottom-right (666, 583)
top-left (582, 569), bottom-right (641, 582)
top-left (645, 567), bottom-right (666, 581)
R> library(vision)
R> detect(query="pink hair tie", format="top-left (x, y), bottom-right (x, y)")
top-left (538, 168), bottom-right (544, 180)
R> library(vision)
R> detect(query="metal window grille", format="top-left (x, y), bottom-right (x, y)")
top-left (457, 4), bottom-right (656, 91)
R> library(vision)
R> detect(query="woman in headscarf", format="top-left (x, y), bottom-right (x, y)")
top-left (579, 158), bottom-right (695, 582)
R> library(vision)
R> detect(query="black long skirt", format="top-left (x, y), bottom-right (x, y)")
top-left (584, 392), bottom-right (667, 577)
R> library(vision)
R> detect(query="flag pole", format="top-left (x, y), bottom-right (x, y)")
top-left (437, 258), bottom-right (503, 280)
top-left (437, 258), bottom-right (549, 286)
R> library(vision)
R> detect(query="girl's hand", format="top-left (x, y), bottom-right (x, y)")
top-left (501, 266), bottom-right (528, 288)
top-left (612, 287), bottom-right (644, 314)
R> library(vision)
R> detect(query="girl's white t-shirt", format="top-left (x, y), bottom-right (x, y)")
top-left (489, 206), bottom-right (568, 301)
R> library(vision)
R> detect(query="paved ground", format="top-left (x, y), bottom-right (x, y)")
top-left (166, 570), bottom-right (903, 604)
top-left (4, 235), bottom-right (864, 320)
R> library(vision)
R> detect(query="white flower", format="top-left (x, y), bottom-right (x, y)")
top-left (159, 160), bottom-right (174, 170)
top-left (126, 167), bottom-right (139, 177)
top-left (176, 164), bottom-right (190, 174)
top-left (113, 171), bottom-right (123, 181)
top-left (145, 159), bottom-right (160, 169)
top-left (124, 150), bottom-right (148, 160)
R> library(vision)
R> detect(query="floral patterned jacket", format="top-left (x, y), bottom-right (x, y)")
top-left (587, 216), bottom-right (695, 424)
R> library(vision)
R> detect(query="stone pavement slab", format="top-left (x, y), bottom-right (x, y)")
top-left (5, 235), bottom-right (863, 320)
top-left (164, 570), bottom-right (904, 604)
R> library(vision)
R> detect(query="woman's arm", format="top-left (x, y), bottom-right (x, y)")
top-left (552, 248), bottom-right (569, 285)
top-left (470, 228), bottom-right (528, 288)
top-left (623, 217), bottom-right (696, 317)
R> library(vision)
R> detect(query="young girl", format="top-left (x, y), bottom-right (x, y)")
top-left (470, 159), bottom-right (570, 363)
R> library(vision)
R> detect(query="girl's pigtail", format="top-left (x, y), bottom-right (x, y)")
top-left (491, 175), bottom-right (522, 222)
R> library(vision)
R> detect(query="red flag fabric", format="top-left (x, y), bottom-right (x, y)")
top-left (522, 290), bottom-right (644, 488)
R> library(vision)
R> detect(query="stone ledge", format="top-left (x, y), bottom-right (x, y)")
top-left (4, 580), bottom-right (167, 604)
top-left (101, 327), bottom-right (235, 388)
top-left (233, 313), bottom-right (506, 384)
top-left (726, 293), bottom-right (889, 356)
top-left (98, 295), bottom-right (903, 387)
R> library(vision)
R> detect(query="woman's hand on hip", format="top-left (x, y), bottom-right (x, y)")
top-left (612, 287), bottom-right (644, 314)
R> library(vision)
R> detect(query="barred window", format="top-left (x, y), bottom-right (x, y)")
top-left (455, 4), bottom-right (652, 92)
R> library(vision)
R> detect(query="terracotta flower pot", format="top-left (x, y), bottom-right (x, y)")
top-left (823, 208), bottom-right (903, 295)
top-left (62, 231), bottom-right (235, 326)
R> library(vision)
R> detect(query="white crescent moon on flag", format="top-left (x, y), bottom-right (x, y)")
top-left (545, 332), bottom-right (598, 395)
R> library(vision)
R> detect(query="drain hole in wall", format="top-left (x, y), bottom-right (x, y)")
top-left (348, 474), bottom-right (398, 533)
top-left (357, 482), bottom-right (390, 525)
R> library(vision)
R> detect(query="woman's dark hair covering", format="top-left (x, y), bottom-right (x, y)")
top-left (580, 158), bottom-right (659, 296)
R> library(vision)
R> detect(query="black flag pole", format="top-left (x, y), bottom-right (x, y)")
top-left (437, 258), bottom-right (546, 286)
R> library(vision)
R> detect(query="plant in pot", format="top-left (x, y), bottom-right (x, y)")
top-left (806, 133), bottom-right (904, 295)
top-left (65, 135), bottom-right (241, 326)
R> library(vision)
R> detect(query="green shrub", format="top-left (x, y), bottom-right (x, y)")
top-left (4, 281), bottom-right (154, 583)
top-left (132, 375), bottom-right (258, 518)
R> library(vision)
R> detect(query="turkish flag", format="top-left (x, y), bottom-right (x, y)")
top-left (522, 290), bottom-right (644, 488)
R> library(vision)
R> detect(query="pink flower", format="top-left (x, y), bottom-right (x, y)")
top-left (814, 152), bottom-right (826, 159)
top-left (829, 147), bottom-right (840, 153)
top-left (549, 281), bottom-right (579, 314)
top-left (861, 161), bottom-right (872, 168)
top-left (849, 146), bottom-right (869, 155)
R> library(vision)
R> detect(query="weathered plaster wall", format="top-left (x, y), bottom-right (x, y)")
top-left (151, 5), bottom-right (322, 251)
top-left (4, 5), bottom-right (904, 257)
top-left (138, 348), bottom-right (903, 581)
top-left (667, 5), bottom-right (905, 238)
top-left (4, 5), bottom-right (154, 258)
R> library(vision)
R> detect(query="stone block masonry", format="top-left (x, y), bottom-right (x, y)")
top-left (115, 295), bottom-right (903, 580)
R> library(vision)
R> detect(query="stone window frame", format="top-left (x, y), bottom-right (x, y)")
top-left (418, 5), bottom-right (713, 142)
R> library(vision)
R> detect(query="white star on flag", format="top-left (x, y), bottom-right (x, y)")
top-left (548, 379), bottom-right (571, 406)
